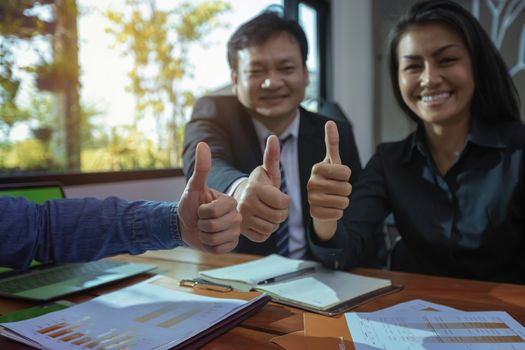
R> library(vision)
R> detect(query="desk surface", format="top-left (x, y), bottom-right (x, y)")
top-left (1, 247), bottom-right (525, 349)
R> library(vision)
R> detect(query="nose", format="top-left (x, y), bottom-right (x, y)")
top-left (260, 71), bottom-right (284, 90)
top-left (420, 63), bottom-right (442, 88)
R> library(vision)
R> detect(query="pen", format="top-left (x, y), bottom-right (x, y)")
top-left (179, 278), bottom-right (233, 292)
top-left (339, 336), bottom-right (346, 350)
top-left (257, 266), bottom-right (315, 285)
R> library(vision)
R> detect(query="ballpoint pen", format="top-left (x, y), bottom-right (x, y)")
top-left (256, 266), bottom-right (316, 285)
top-left (179, 278), bottom-right (233, 292)
top-left (339, 336), bottom-right (346, 350)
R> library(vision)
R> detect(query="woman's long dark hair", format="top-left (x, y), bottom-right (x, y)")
top-left (388, 0), bottom-right (521, 123)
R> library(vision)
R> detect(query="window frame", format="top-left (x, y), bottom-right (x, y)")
top-left (294, 0), bottom-right (332, 101)
top-left (2, 0), bottom-right (331, 185)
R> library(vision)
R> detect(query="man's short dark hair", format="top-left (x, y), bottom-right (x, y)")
top-left (227, 10), bottom-right (309, 71)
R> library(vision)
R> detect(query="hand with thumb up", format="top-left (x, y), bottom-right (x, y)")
top-left (178, 142), bottom-right (242, 253)
top-left (307, 121), bottom-right (352, 241)
top-left (233, 135), bottom-right (291, 242)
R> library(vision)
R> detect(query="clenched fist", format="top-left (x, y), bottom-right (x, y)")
top-left (234, 135), bottom-right (290, 242)
top-left (178, 142), bottom-right (242, 253)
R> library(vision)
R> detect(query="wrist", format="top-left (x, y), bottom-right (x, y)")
top-left (313, 218), bottom-right (337, 241)
top-left (232, 179), bottom-right (248, 203)
top-left (173, 204), bottom-right (188, 247)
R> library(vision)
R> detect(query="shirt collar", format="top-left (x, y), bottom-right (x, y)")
top-left (467, 117), bottom-right (506, 149)
top-left (401, 116), bottom-right (507, 164)
top-left (401, 123), bottom-right (427, 164)
top-left (252, 109), bottom-right (300, 149)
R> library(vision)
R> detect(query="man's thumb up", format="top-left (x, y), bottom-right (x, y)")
top-left (187, 142), bottom-right (212, 193)
top-left (262, 135), bottom-right (281, 188)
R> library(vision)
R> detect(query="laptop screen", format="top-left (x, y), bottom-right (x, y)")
top-left (0, 183), bottom-right (65, 204)
top-left (0, 182), bottom-right (66, 272)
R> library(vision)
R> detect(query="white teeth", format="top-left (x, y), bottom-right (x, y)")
top-left (421, 92), bottom-right (450, 103)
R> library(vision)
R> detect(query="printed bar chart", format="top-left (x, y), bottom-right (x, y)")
top-left (0, 277), bottom-right (251, 350)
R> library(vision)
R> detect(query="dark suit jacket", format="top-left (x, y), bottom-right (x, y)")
top-left (183, 95), bottom-right (363, 258)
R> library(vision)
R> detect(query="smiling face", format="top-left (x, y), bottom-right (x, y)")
top-left (231, 31), bottom-right (309, 133)
top-left (397, 23), bottom-right (475, 128)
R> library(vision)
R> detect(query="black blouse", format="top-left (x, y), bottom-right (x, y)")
top-left (310, 118), bottom-right (525, 283)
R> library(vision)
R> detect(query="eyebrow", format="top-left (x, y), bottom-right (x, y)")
top-left (245, 57), bottom-right (298, 68)
top-left (400, 44), bottom-right (462, 60)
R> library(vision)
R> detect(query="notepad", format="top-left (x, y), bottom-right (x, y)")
top-left (199, 254), bottom-right (401, 315)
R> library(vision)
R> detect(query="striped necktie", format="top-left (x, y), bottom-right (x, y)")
top-left (274, 135), bottom-right (291, 257)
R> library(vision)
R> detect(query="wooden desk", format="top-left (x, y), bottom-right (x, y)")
top-left (1, 247), bottom-right (525, 349)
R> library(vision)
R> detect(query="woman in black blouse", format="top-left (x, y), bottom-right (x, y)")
top-left (310, 0), bottom-right (525, 283)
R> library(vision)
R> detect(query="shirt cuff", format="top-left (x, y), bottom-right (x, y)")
top-left (306, 219), bottom-right (347, 270)
top-left (226, 177), bottom-right (248, 197)
top-left (170, 202), bottom-right (188, 247)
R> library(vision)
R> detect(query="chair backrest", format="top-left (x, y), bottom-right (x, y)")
top-left (318, 100), bottom-right (353, 126)
top-left (0, 182), bottom-right (65, 204)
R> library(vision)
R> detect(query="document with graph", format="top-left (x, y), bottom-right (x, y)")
top-left (0, 276), bottom-right (269, 350)
top-left (345, 310), bottom-right (525, 350)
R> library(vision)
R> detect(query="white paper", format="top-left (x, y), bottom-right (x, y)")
top-left (200, 254), bottom-right (318, 287)
top-left (0, 276), bottom-right (256, 350)
top-left (345, 310), bottom-right (525, 350)
top-left (258, 268), bottom-right (391, 310)
top-left (376, 299), bottom-right (460, 313)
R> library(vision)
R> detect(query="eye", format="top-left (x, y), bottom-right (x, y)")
top-left (439, 57), bottom-right (459, 65)
top-left (402, 64), bottom-right (422, 72)
top-left (247, 69), bottom-right (264, 76)
top-left (281, 65), bottom-right (296, 73)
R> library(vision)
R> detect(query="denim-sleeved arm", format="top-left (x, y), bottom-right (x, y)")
top-left (0, 196), bottom-right (183, 269)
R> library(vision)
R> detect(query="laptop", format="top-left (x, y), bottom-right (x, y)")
top-left (0, 182), bottom-right (156, 301)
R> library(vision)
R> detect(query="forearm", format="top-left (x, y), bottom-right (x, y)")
top-left (307, 210), bottom-right (379, 270)
top-left (0, 197), bottom-right (181, 269)
top-left (183, 126), bottom-right (247, 193)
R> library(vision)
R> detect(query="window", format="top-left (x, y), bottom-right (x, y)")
top-left (298, 0), bottom-right (330, 109)
top-left (0, 0), bottom-right (329, 180)
top-left (299, 3), bottom-right (320, 109)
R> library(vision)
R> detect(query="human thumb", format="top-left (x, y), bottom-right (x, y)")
top-left (187, 142), bottom-right (211, 191)
top-left (324, 121), bottom-right (341, 164)
top-left (262, 135), bottom-right (281, 187)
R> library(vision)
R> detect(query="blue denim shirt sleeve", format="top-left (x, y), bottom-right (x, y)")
top-left (0, 196), bottom-right (185, 269)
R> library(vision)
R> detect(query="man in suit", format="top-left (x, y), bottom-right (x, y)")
top-left (183, 10), bottom-right (362, 261)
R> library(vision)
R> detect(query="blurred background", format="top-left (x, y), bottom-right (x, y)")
top-left (0, 0), bottom-right (322, 174)
top-left (1, 0), bottom-right (523, 200)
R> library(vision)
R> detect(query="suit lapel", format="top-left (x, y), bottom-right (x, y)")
top-left (233, 100), bottom-right (264, 170)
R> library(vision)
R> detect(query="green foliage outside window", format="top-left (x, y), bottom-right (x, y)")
top-left (0, 0), bottom-right (231, 174)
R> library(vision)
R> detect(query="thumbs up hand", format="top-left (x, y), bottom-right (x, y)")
top-left (307, 121), bottom-right (352, 241)
top-left (178, 142), bottom-right (242, 253)
top-left (233, 135), bottom-right (290, 242)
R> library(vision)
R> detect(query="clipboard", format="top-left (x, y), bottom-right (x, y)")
top-left (199, 254), bottom-right (403, 315)
top-left (269, 284), bottom-right (403, 316)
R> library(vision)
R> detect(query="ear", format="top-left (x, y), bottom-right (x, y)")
top-left (231, 70), bottom-right (239, 95)
top-left (304, 64), bottom-right (310, 86)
